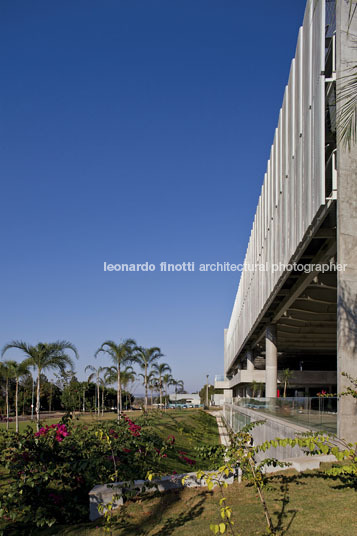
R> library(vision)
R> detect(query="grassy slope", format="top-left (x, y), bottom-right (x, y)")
top-left (139, 410), bottom-right (220, 473)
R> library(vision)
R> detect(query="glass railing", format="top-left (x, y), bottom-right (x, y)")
top-left (214, 375), bottom-right (226, 382)
top-left (231, 397), bottom-right (337, 434)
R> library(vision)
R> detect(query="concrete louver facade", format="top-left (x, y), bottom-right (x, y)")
top-left (221, 0), bottom-right (357, 442)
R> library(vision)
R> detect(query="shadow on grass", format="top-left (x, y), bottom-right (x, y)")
top-left (150, 492), bottom-right (206, 536)
top-left (267, 469), bottom-right (356, 535)
top-left (271, 476), bottom-right (298, 535)
top-left (270, 466), bottom-right (357, 493)
top-left (106, 489), bottom-right (207, 536)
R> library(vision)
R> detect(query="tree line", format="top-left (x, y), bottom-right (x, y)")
top-left (0, 338), bottom-right (185, 431)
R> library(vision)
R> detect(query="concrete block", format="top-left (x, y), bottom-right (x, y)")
top-left (290, 457), bottom-right (321, 472)
top-left (263, 454), bottom-right (336, 474)
top-left (89, 469), bottom-right (235, 520)
top-left (89, 484), bottom-right (123, 521)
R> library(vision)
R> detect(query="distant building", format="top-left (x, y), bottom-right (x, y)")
top-left (169, 393), bottom-right (201, 406)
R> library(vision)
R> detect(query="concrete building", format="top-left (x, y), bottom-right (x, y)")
top-left (218, 0), bottom-right (357, 442)
top-left (169, 393), bottom-right (201, 406)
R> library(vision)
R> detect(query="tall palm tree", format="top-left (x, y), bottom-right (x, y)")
top-left (85, 365), bottom-right (108, 417)
top-left (82, 380), bottom-right (89, 412)
top-left (162, 373), bottom-right (174, 408)
top-left (95, 339), bottom-right (136, 420)
top-left (152, 362), bottom-right (171, 407)
top-left (2, 341), bottom-right (78, 431)
top-left (99, 374), bottom-right (112, 417)
top-left (142, 371), bottom-right (158, 408)
top-left (11, 360), bottom-right (31, 432)
top-left (0, 360), bottom-right (16, 430)
top-left (106, 365), bottom-right (136, 411)
top-left (134, 346), bottom-right (163, 411)
top-left (121, 366), bottom-right (136, 394)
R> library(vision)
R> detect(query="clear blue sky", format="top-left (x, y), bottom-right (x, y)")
top-left (0, 0), bottom-right (306, 393)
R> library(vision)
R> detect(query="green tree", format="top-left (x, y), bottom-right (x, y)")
top-left (99, 372), bottom-right (113, 416)
top-left (60, 372), bottom-right (82, 414)
top-left (11, 360), bottom-right (31, 432)
top-left (85, 365), bottom-right (108, 416)
top-left (95, 339), bottom-right (136, 420)
top-left (148, 373), bottom-right (158, 407)
top-left (173, 379), bottom-right (185, 394)
top-left (114, 365), bottom-right (135, 409)
top-left (2, 341), bottom-right (78, 431)
top-left (0, 360), bottom-right (16, 430)
top-left (41, 374), bottom-right (62, 412)
top-left (162, 373), bottom-right (174, 407)
top-left (251, 380), bottom-right (258, 398)
top-left (104, 363), bottom-right (136, 410)
top-left (134, 346), bottom-right (163, 411)
top-left (152, 362), bottom-right (172, 407)
top-left (280, 368), bottom-right (293, 398)
top-left (199, 384), bottom-right (214, 405)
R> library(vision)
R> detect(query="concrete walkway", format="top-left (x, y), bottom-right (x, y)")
top-left (209, 411), bottom-right (230, 446)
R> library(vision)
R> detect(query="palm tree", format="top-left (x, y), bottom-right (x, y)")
top-left (120, 366), bottom-right (136, 410)
top-left (99, 374), bottom-right (112, 417)
top-left (85, 365), bottom-right (108, 417)
top-left (152, 362), bottom-right (172, 407)
top-left (162, 373), bottom-right (174, 408)
top-left (134, 346), bottom-right (163, 411)
top-left (11, 361), bottom-right (31, 432)
top-left (337, 68), bottom-right (357, 150)
top-left (251, 380), bottom-right (258, 398)
top-left (336, 2), bottom-right (357, 150)
top-left (173, 379), bottom-right (184, 394)
top-left (280, 369), bottom-right (293, 398)
top-left (95, 339), bottom-right (136, 420)
top-left (2, 341), bottom-right (78, 431)
top-left (0, 360), bottom-right (16, 430)
top-left (82, 380), bottom-right (89, 412)
top-left (144, 371), bottom-right (159, 408)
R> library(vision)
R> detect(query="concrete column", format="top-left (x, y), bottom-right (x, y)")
top-left (265, 324), bottom-right (278, 398)
top-left (224, 389), bottom-right (232, 403)
top-left (246, 350), bottom-right (255, 371)
top-left (336, 0), bottom-right (357, 443)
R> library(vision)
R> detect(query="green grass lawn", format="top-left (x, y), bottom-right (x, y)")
top-left (27, 465), bottom-right (356, 536)
top-left (138, 409), bottom-right (221, 473)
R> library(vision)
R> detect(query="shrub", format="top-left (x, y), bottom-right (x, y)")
top-left (0, 414), bottom-right (172, 530)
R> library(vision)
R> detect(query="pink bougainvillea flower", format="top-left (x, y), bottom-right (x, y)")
top-left (34, 423), bottom-right (69, 442)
